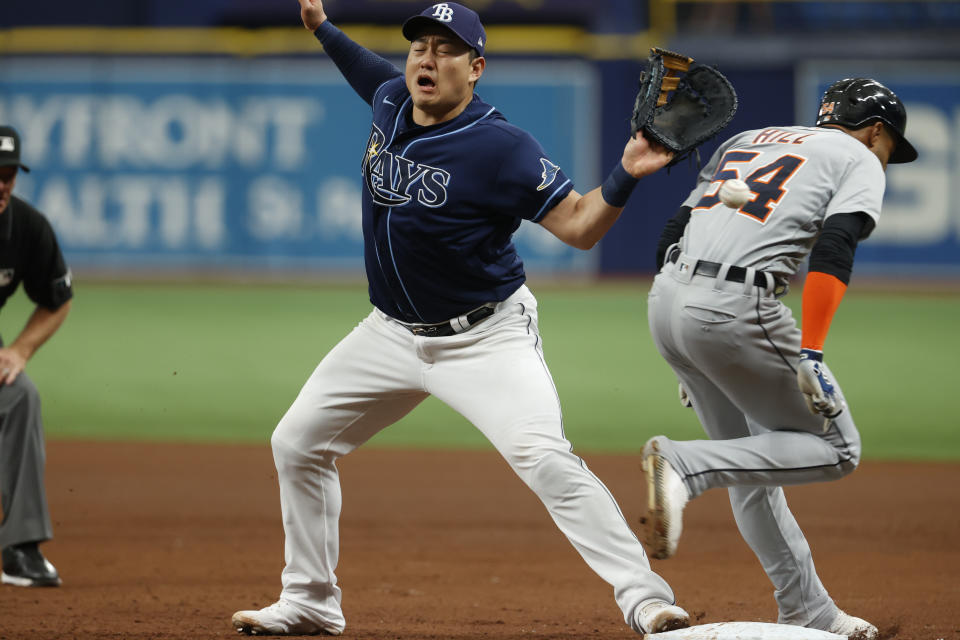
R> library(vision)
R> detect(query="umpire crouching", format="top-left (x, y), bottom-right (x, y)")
top-left (0, 125), bottom-right (73, 587)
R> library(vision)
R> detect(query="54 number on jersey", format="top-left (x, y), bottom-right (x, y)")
top-left (694, 150), bottom-right (806, 222)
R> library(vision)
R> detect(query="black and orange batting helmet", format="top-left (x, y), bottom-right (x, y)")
top-left (816, 78), bottom-right (918, 164)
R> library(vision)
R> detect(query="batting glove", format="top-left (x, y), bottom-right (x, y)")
top-left (797, 348), bottom-right (844, 428)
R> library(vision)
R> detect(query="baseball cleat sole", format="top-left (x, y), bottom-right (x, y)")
top-left (1, 571), bottom-right (62, 587)
top-left (642, 438), bottom-right (688, 560)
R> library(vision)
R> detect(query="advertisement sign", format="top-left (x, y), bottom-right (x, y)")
top-left (797, 62), bottom-right (960, 275)
top-left (0, 57), bottom-right (598, 275)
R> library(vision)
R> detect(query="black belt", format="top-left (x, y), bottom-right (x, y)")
top-left (669, 250), bottom-right (777, 290)
top-left (402, 304), bottom-right (497, 337)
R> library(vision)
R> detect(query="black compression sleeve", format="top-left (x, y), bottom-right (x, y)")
top-left (655, 206), bottom-right (692, 269)
top-left (808, 212), bottom-right (872, 285)
top-left (315, 22), bottom-right (403, 106)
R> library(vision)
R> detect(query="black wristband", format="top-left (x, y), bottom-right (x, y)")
top-left (601, 161), bottom-right (640, 208)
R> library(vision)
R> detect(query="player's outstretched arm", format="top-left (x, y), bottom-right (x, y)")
top-left (302, 0), bottom-right (401, 105)
top-left (540, 132), bottom-right (673, 250)
top-left (298, 0), bottom-right (327, 31)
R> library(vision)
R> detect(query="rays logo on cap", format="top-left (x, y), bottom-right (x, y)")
top-left (0, 136), bottom-right (14, 153)
top-left (402, 2), bottom-right (486, 57)
top-left (432, 3), bottom-right (455, 22)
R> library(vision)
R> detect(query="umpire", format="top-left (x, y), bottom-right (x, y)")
top-left (0, 125), bottom-right (73, 587)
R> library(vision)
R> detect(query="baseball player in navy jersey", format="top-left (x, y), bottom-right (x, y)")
top-left (642, 79), bottom-right (918, 639)
top-left (232, 1), bottom-right (690, 636)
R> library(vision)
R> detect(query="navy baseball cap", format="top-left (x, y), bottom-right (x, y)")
top-left (402, 2), bottom-right (486, 57)
top-left (0, 126), bottom-right (30, 173)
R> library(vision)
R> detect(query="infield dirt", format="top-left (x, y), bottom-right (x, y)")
top-left (1, 441), bottom-right (957, 639)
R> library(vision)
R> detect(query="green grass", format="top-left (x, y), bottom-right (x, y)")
top-left (4, 280), bottom-right (958, 460)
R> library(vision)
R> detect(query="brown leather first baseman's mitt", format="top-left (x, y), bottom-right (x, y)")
top-left (631, 47), bottom-right (738, 167)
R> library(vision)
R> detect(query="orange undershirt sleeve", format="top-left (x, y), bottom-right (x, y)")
top-left (801, 271), bottom-right (848, 351)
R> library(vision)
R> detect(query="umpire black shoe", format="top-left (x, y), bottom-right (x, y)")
top-left (1, 542), bottom-right (62, 587)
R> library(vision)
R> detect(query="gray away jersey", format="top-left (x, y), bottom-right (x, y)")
top-left (680, 125), bottom-right (886, 279)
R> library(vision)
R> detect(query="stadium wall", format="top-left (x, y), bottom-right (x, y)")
top-left (0, 23), bottom-right (957, 278)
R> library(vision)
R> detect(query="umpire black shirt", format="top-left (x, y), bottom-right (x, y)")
top-left (0, 195), bottom-right (73, 313)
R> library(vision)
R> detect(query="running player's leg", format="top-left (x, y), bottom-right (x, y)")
top-left (425, 287), bottom-right (677, 633)
top-left (728, 483), bottom-right (837, 628)
top-left (270, 310), bottom-right (428, 632)
top-left (656, 386), bottom-right (861, 497)
top-left (649, 290), bottom-right (851, 628)
top-left (653, 279), bottom-right (861, 493)
top-left (650, 367), bottom-right (840, 628)
top-left (648, 271), bottom-right (842, 491)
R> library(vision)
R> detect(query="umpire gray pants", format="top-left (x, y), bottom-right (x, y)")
top-left (647, 258), bottom-right (863, 630)
top-left (0, 369), bottom-right (53, 549)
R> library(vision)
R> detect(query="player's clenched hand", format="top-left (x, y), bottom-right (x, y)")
top-left (621, 130), bottom-right (674, 180)
top-left (298, 0), bottom-right (327, 31)
top-left (0, 347), bottom-right (26, 386)
top-left (796, 349), bottom-right (844, 430)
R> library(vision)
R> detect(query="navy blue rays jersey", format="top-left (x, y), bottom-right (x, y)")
top-left (361, 77), bottom-right (573, 323)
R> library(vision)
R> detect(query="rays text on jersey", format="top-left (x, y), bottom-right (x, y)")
top-left (363, 126), bottom-right (451, 208)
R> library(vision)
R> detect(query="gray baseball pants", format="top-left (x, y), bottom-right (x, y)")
top-left (647, 258), bottom-right (863, 629)
top-left (0, 369), bottom-right (53, 549)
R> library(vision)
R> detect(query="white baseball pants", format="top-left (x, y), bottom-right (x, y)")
top-left (270, 285), bottom-right (675, 634)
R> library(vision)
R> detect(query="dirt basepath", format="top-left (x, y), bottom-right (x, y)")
top-left (1, 441), bottom-right (957, 639)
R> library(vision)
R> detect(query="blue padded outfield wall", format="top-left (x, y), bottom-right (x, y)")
top-left (0, 57), bottom-right (598, 275)
top-left (799, 62), bottom-right (960, 276)
top-left (1, 15), bottom-right (958, 277)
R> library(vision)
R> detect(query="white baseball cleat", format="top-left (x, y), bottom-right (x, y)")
top-left (824, 610), bottom-right (878, 640)
top-left (231, 600), bottom-right (340, 636)
top-left (642, 437), bottom-right (690, 559)
top-left (636, 599), bottom-right (691, 634)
